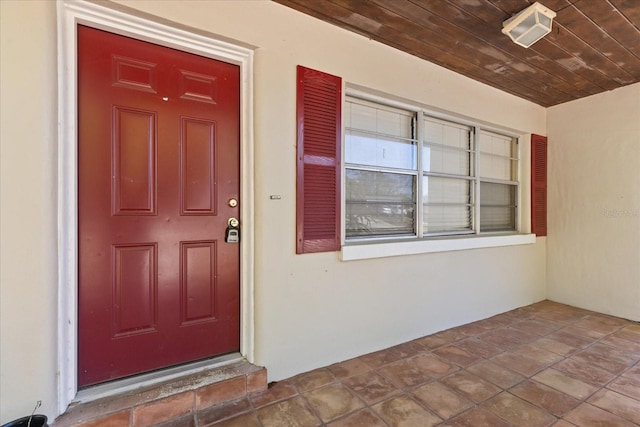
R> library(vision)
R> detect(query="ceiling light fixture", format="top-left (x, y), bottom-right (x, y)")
top-left (502, 2), bottom-right (557, 48)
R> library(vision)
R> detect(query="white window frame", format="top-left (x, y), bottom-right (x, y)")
top-left (341, 88), bottom-right (535, 261)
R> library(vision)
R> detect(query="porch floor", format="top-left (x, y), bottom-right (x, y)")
top-left (58, 300), bottom-right (640, 426)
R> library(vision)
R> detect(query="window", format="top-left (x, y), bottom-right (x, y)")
top-left (344, 96), bottom-right (519, 242)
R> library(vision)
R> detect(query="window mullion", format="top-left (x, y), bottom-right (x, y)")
top-left (473, 127), bottom-right (481, 234)
top-left (515, 136), bottom-right (521, 233)
top-left (416, 111), bottom-right (424, 238)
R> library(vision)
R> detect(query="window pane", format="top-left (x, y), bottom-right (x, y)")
top-left (479, 131), bottom-right (516, 180)
top-left (423, 176), bottom-right (470, 204)
top-left (479, 154), bottom-right (514, 181)
top-left (346, 169), bottom-right (415, 237)
top-left (422, 176), bottom-right (472, 233)
top-left (424, 205), bottom-right (472, 234)
top-left (423, 145), bottom-right (471, 175)
top-left (345, 132), bottom-right (416, 170)
top-left (423, 117), bottom-right (472, 175)
top-left (480, 182), bottom-right (516, 231)
top-left (346, 101), bottom-right (413, 139)
top-left (345, 99), bottom-right (416, 170)
top-left (424, 118), bottom-right (471, 150)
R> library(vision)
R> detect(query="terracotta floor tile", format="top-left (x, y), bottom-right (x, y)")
top-left (535, 310), bottom-right (587, 324)
top-left (590, 342), bottom-right (638, 363)
top-left (607, 375), bottom-right (640, 400)
top-left (359, 347), bottom-right (402, 369)
top-left (441, 371), bottom-right (502, 403)
top-left (390, 341), bottom-right (427, 359)
top-left (155, 413), bottom-right (196, 427)
top-left (552, 358), bottom-right (616, 387)
top-left (479, 313), bottom-right (517, 328)
top-left (196, 398), bottom-right (252, 426)
top-left (327, 358), bottom-right (372, 380)
top-left (372, 395), bottom-right (442, 427)
top-left (411, 353), bottom-right (459, 378)
top-left (414, 334), bottom-right (452, 350)
top-left (550, 421), bottom-right (577, 427)
top-left (466, 360), bottom-right (525, 389)
top-left (304, 383), bottom-right (364, 423)
top-left (377, 359), bottom-right (432, 389)
top-left (509, 306), bottom-right (540, 320)
top-left (209, 412), bottom-right (261, 427)
top-left (415, 329), bottom-right (467, 350)
top-left (572, 317), bottom-right (625, 335)
top-left (77, 411), bottom-right (131, 427)
top-left (342, 371), bottom-right (400, 405)
top-left (624, 323), bottom-right (640, 334)
top-left (564, 403), bottom-right (638, 427)
top-left (532, 369), bottom-right (598, 400)
top-left (433, 345), bottom-right (485, 367)
top-left (622, 364), bottom-right (640, 381)
top-left (132, 391), bottom-right (194, 427)
top-left (614, 329), bottom-right (640, 344)
top-left (491, 351), bottom-right (550, 377)
top-left (456, 321), bottom-right (492, 336)
top-left (600, 335), bottom-right (640, 353)
top-left (510, 319), bottom-right (559, 336)
top-left (290, 368), bottom-right (337, 393)
top-left (256, 396), bottom-right (321, 427)
top-left (570, 345), bottom-right (636, 375)
top-left (572, 316), bottom-right (622, 338)
top-left (480, 327), bottom-right (538, 350)
top-left (512, 344), bottom-right (564, 366)
top-left (546, 331), bottom-right (593, 349)
top-left (588, 389), bottom-right (640, 424)
top-left (510, 380), bottom-right (581, 416)
top-left (530, 338), bottom-right (578, 357)
top-left (483, 392), bottom-right (557, 427)
top-left (412, 381), bottom-right (474, 419)
top-left (247, 368), bottom-right (268, 394)
top-left (448, 407), bottom-right (512, 427)
top-left (559, 325), bottom-right (606, 341)
top-left (250, 381), bottom-right (298, 409)
top-left (455, 338), bottom-right (503, 359)
top-left (326, 409), bottom-right (387, 427)
top-left (435, 328), bottom-right (469, 343)
top-left (196, 377), bottom-right (246, 410)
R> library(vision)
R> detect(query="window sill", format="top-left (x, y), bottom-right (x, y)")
top-left (340, 233), bottom-right (537, 261)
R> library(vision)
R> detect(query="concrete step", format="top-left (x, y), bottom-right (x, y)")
top-left (53, 359), bottom-right (267, 426)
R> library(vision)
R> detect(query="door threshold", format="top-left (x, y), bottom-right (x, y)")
top-left (74, 352), bottom-right (243, 405)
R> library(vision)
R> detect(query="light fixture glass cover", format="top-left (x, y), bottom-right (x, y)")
top-left (502, 2), bottom-right (557, 48)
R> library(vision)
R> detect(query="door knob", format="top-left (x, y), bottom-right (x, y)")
top-left (228, 217), bottom-right (239, 228)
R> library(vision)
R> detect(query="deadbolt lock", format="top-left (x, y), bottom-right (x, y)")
top-left (228, 198), bottom-right (238, 207)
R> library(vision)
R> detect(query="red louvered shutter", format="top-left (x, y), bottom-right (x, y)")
top-left (531, 134), bottom-right (547, 236)
top-left (296, 66), bottom-right (342, 254)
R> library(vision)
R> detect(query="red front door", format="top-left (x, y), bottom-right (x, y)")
top-left (77, 26), bottom-right (240, 387)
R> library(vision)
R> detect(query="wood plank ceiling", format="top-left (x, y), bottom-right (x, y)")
top-left (273, 0), bottom-right (640, 107)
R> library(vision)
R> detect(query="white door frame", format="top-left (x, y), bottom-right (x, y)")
top-left (56, 0), bottom-right (255, 414)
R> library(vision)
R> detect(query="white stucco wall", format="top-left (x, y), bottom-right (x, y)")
top-left (0, 0), bottom-right (59, 422)
top-left (0, 0), bottom-right (547, 422)
top-left (547, 83), bottom-right (640, 322)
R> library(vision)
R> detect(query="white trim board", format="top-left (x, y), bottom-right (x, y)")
top-left (56, 0), bottom-right (255, 415)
